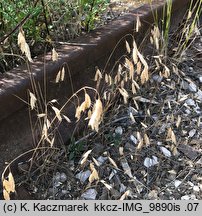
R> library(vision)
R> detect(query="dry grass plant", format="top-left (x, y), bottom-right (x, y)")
top-left (1, 0), bottom-right (201, 200)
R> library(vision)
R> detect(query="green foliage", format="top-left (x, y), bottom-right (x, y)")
top-left (105, 132), bottom-right (122, 147)
top-left (79, 0), bottom-right (109, 31)
top-left (0, 0), bottom-right (42, 41)
top-left (150, 0), bottom-right (201, 59)
top-left (0, 0), bottom-right (109, 72)
top-left (68, 137), bottom-right (85, 160)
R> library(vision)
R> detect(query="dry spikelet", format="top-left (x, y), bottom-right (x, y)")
top-left (94, 68), bottom-right (102, 81)
top-left (120, 190), bottom-right (130, 200)
top-left (87, 110), bottom-right (92, 119)
top-left (132, 83), bottom-right (136, 94)
top-left (124, 72), bottom-right (128, 82)
top-left (137, 138), bottom-right (144, 150)
top-left (167, 127), bottom-right (177, 144)
top-left (55, 67), bottom-right (65, 83)
top-left (29, 92), bottom-right (37, 110)
top-left (119, 88), bottom-right (129, 104)
top-left (100, 180), bottom-right (112, 190)
top-left (55, 70), bottom-right (61, 83)
top-left (61, 67), bottom-right (65, 81)
top-left (92, 157), bottom-right (100, 167)
top-left (75, 106), bottom-right (81, 120)
top-left (150, 36), bottom-right (154, 44)
top-left (52, 106), bottom-right (62, 122)
top-left (137, 52), bottom-right (149, 84)
top-left (121, 80), bottom-right (125, 88)
top-left (137, 61), bottom-right (142, 75)
top-left (37, 113), bottom-right (46, 118)
top-left (155, 37), bottom-right (159, 51)
top-left (80, 150), bottom-right (92, 165)
top-left (117, 71), bottom-right (121, 82)
top-left (18, 27), bottom-right (33, 62)
top-left (126, 58), bottom-right (134, 80)
top-left (42, 122), bottom-right (48, 139)
top-left (114, 75), bottom-right (118, 84)
top-left (133, 80), bottom-right (140, 90)
top-left (108, 157), bottom-right (118, 169)
top-left (171, 131), bottom-right (177, 145)
top-left (176, 115), bottom-right (181, 128)
top-left (163, 65), bottom-right (170, 78)
top-left (129, 112), bottom-right (136, 123)
top-left (144, 133), bottom-right (150, 145)
top-left (62, 114), bottom-right (71, 123)
top-left (118, 64), bottom-right (122, 74)
top-left (141, 122), bottom-right (147, 128)
top-left (88, 98), bottom-right (103, 132)
top-left (125, 40), bottom-right (131, 53)
top-left (108, 75), bottom-right (112, 86)
top-left (52, 48), bottom-right (58, 61)
top-left (140, 67), bottom-right (149, 84)
top-left (133, 98), bottom-right (139, 110)
top-left (103, 91), bottom-right (107, 100)
top-left (132, 41), bottom-right (138, 64)
top-left (89, 163), bottom-right (99, 183)
top-left (80, 92), bottom-right (91, 112)
top-left (3, 172), bottom-right (15, 200)
top-left (3, 189), bottom-right (10, 200)
top-left (105, 74), bottom-right (109, 83)
top-left (75, 93), bottom-right (91, 121)
top-left (136, 16), bottom-right (141, 32)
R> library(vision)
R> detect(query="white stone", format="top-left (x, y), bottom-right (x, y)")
top-left (188, 82), bottom-right (197, 92)
top-left (185, 98), bottom-right (196, 106)
top-left (81, 189), bottom-right (97, 200)
top-left (144, 156), bottom-right (158, 168)
top-left (130, 135), bottom-right (137, 144)
top-left (115, 126), bottom-right (123, 135)
top-left (174, 180), bottom-right (182, 188)
top-left (193, 185), bottom-right (200, 192)
top-left (160, 146), bottom-right (172, 157)
top-left (189, 129), bottom-right (196, 138)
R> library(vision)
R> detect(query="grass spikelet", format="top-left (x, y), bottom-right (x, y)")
top-left (52, 106), bottom-right (62, 122)
top-left (125, 58), bottom-right (134, 80)
top-left (119, 88), bottom-right (129, 104)
top-left (94, 68), bottom-right (102, 81)
top-left (29, 92), bottom-right (37, 110)
top-left (88, 98), bottom-right (103, 132)
top-left (52, 48), bottom-right (58, 61)
top-left (75, 92), bottom-right (91, 121)
top-left (18, 27), bottom-right (33, 62)
top-left (132, 40), bottom-right (138, 64)
top-left (3, 172), bottom-right (15, 200)
top-left (125, 40), bottom-right (131, 53)
top-left (136, 16), bottom-right (141, 32)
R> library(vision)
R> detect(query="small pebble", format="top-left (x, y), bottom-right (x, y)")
top-left (81, 189), bottom-right (97, 200)
top-left (130, 135), bottom-right (137, 144)
top-left (189, 129), bottom-right (196, 138)
top-left (193, 185), bottom-right (200, 192)
top-left (115, 126), bottom-right (123, 135)
top-left (185, 98), bottom-right (196, 106)
top-left (60, 173), bottom-right (67, 183)
top-left (188, 82), bottom-right (197, 92)
top-left (174, 180), bottom-right (182, 188)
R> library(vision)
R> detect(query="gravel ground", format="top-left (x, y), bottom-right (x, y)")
top-left (13, 21), bottom-right (202, 200)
